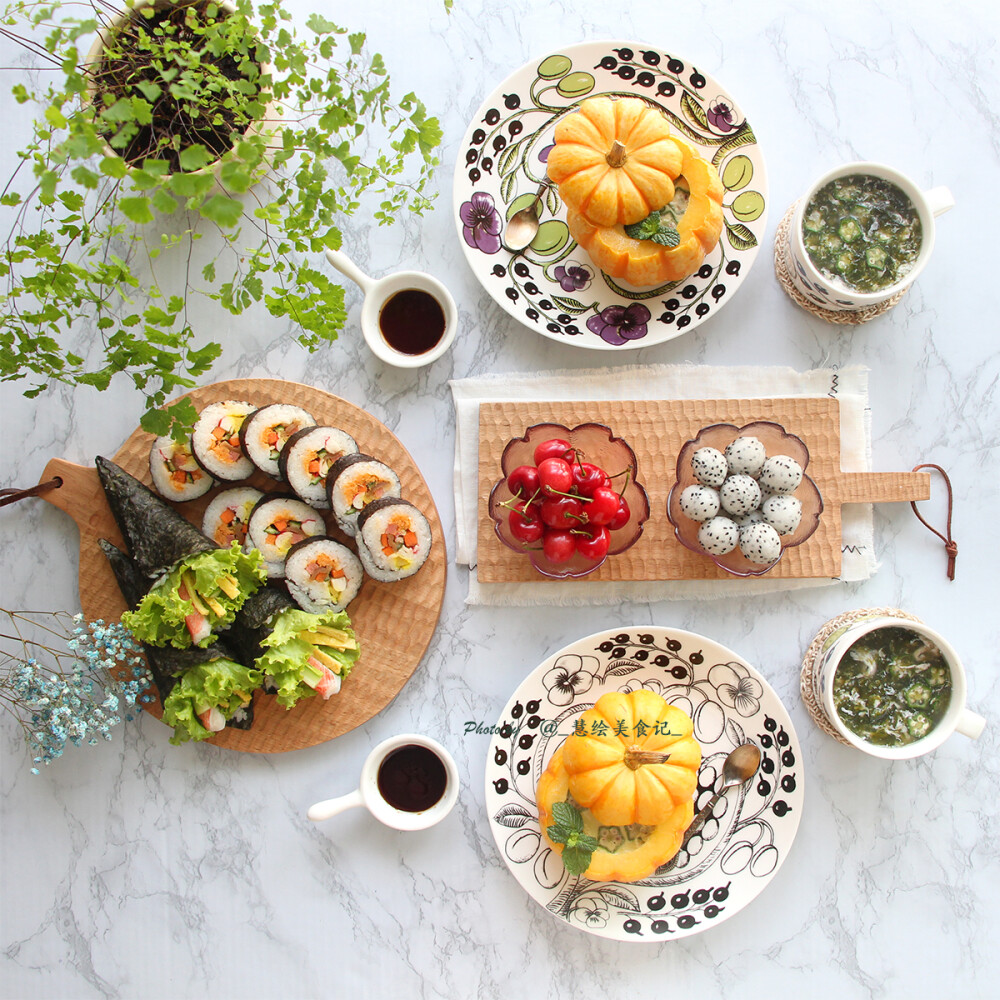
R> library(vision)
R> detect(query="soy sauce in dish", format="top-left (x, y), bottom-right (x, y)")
top-left (378, 289), bottom-right (446, 355)
top-left (377, 743), bottom-right (448, 812)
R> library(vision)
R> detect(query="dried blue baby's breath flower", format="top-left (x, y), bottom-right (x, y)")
top-left (1, 608), bottom-right (153, 772)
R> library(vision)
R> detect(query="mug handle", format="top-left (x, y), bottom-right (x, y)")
top-left (923, 186), bottom-right (955, 218)
top-left (324, 249), bottom-right (376, 295)
top-left (955, 709), bottom-right (985, 741)
top-left (307, 788), bottom-right (365, 822)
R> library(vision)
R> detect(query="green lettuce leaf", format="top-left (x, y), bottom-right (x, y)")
top-left (256, 607), bottom-right (360, 709)
top-left (161, 657), bottom-right (263, 745)
top-left (123, 543), bottom-right (266, 648)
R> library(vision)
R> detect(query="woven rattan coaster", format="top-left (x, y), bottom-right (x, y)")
top-left (773, 204), bottom-right (907, 324)
top-left (799, 606), bottom-right (924, 744)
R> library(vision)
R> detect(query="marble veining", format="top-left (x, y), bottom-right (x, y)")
top-left (2, 0), bottom-right (999, 996)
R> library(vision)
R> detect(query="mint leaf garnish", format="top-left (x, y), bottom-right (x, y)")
top-left (546, 800), bottom-right (599, 876)
top-left (623, 208), bottom-right (680, 247)
top-left (650, 226), bottom-right (680, 247)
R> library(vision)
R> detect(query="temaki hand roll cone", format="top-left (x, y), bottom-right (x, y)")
top-left (230, 586), bottom-right (361, 710)
top-left (100, 538), bottom-right (262, 742)
top-left (96, 457), bottom-right (266, 650)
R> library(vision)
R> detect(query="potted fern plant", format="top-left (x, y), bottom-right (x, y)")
top-left (0, 0), bottom-right (442, 434)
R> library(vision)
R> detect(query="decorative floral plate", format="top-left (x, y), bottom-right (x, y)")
top-left (454, 42), bottom-right (768, 350)
top-left (484, 627), bottom-right (803, 941)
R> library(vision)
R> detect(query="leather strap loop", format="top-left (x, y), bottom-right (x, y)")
top-left (0, 476), bottom-right (63, 508)
top-left (910, 463), bottom-right (956, 581)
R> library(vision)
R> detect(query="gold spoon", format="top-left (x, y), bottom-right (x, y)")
top-left (503, 181), bottom-right (549, 252)
top-left (682, 742), bottom-right (761, 846)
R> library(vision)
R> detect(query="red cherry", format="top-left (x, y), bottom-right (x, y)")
top-left (608, 495), bottom-right (631, 531)
top-left (540, 495), bottom-right (585, 529)
top-left (542, 529), bottom-right (576, 564)
top-left (533, 438), bottom-right (573, 466)
top-left (508, 502), bottom-right (543, 543)
top-left (506, 464), bottom-right (540, 500)
top-left (585, 486), bottom-right (620, 526)
top-left (572, 461), bottom-right (611, 497)
top-left (536, 456), bottom-right (573, 496)
top-left (576, 525), bottom-right (611, 561)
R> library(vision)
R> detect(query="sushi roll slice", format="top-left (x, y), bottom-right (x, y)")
top-left (285, 537), bottom-right (364, 614)
top-left (239, 403), bottom-right (316, 480)
top-left (97, 458), bottom-right (267, 649)
top-left (149, 435), bottom-right (215, 502)
top-left (326, 454), bottom-right (402, 537)
top-left (191, 400), bottom-right (256, 481)
top-left (100, 539), bottom-right (261, 742)
top-left (246, 494), bottom-right (325, 578)
top-left (202, 487), bottom-right (263, 550)
top-left (355, 497), bottom-right (432, 582)
top-left (278, 425), bottom-right (358, 509)
top-left (230, 587), bottom-right (360, 709)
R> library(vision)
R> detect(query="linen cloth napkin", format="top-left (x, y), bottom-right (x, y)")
top-left (450, 364), bottom-right (875, 605)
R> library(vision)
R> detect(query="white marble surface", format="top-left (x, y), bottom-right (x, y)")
top-left (1, 0), bottom-right (998, 996)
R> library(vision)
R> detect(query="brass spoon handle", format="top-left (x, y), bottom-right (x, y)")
top-left (683, 789), bottom-right (724, 845)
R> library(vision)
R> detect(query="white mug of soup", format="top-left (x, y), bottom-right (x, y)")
top-left (784, 162), bottom-right (954, 312)
top-left (325, 249), bottom-right (457, 368)
top-left (812, 615), bottom-right (984, 760)
top-left (307, 733), bottom-right (460, 831)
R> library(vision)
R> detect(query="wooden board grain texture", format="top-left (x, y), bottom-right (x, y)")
top-left (476, 397), bottom-right (929, 584)
top-left (39, 378), bottom-right (446, 754)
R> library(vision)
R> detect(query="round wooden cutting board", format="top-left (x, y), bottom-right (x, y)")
top-left (39, 378), bottom-right (447, 753)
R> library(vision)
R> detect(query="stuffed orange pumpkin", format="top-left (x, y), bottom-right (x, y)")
top-left (561, 689), bottom-right (701, 827)
top-left (537, 746), bottom-right (693, 883)
top-left (546, 96), bottom-right (683, 228)
top-left (567, 137), bottom-right (724, 287)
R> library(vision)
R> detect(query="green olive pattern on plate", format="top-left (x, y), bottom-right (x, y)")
top-left (454, 41), bottom-right (768, 349)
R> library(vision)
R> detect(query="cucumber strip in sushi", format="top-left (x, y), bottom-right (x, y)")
top-left (149, 436), bottom-right (215, 502)
top-left (239, 403), bottom-right (316, 479)
top-left (202, 487), bottom-right (263, 550)
top-left (285, 537), bottom-right (364, 614)
top-left (191, 400), bottom-right (256, 481)
top-left (231, 587), bottom-right (359, 709)
top-left (278, 425), bottom-right (358, 509)
top-left (356, 497), bottom-right (432, 582)
top-left (326, 453), bottom-right (401, 537)
top-left (246, 494), bottom-right (325, 578)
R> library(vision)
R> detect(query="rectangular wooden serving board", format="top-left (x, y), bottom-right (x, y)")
top-left (476, 397), bottom-right (930, 584)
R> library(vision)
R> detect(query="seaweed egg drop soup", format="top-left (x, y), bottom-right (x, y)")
top-left (832, 626), bottom-right (952, 746)
top-left (802, 174), bottom-right (922, 293)
top-left (378, 289), bottom-right (446, 355)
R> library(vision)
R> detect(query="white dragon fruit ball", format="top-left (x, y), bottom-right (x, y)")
top-left (678, 484), bottom-right (721, 522)
top-left (719, 474), bottom-right (762, 516)
top-left (762, 494), bottom-right (803, 536)
top-left (758, 454), bottom-right (803, 495)
top-left (732, 508), bottom-right (765, 529)
top-left (739, 522), bottom-right (782, 565)
top-left (691, 447), bottom-right (728, 488)
top-left (697, 516), bottom-right (740, 556)
top-left (724, 436), bottom-right (767, 477)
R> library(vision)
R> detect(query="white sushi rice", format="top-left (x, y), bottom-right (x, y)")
top-left (149, 435), bottom-right (215, 501)
top-left (247, 495), bottom-right (326, 578)
top-left (191, 401), bottom-right (256, 481)
top-left (202, 487), bottom-right (263, 550)
top-left (328, 456), bottom-right (401, 537)
top-left (280, 426), bottom-right (358, 509)
top-left (356, 499), bottom-right (432, 582)
top-left (240, 403), bottom-right (315, 479)
top-left (285, 538), bottom-right (364, 614)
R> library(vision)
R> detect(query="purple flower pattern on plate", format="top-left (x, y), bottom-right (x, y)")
top-left (707, 97), bottom-right (736, 132)
top-left (460, 192), bottom-right (503, 254)
top-left (586, 303), bottom-right (651, 346)
top-left (554, 262), bottom-right (592, 292)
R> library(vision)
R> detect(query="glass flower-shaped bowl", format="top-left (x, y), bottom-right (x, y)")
top-left (666, 420), bottom-right (823, 577)
top-left (488, 422), bottom-right (650, 579)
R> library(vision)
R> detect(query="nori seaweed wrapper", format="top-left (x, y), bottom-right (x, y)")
top-left (100, 537), bottom-right (256, 728)
top-left (96, 456), bottom-right (216, 577)
top-left (229, 586), bottom-right (296, 664)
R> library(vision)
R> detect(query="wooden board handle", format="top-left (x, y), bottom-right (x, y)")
top-left (38, 458), bottom-right (125, 545)
top-left (838, 470), bottom-right (930, 504)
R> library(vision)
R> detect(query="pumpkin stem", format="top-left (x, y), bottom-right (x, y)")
top-left (623, 747), bottom-right (671, 770)
top-left (606, 139), bottom-right (628, 168)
